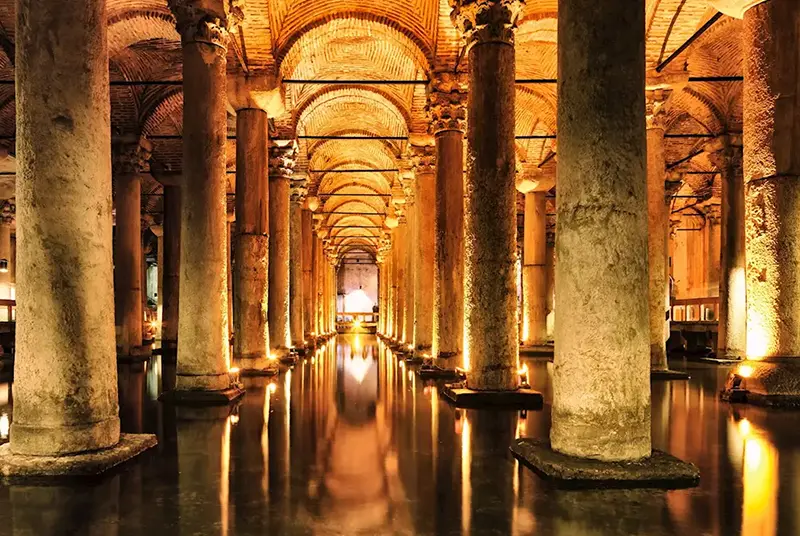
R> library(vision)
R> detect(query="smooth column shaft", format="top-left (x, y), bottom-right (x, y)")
top-left (13, 0), bottom-right (120, 454)
top-left (162, 184), bottom-right (181, 348)
top-left (290, 202), bottom-right (304, 347)
top-left (434, 131), bottom-right (464, 360)
top-left (302, 210), bottom-right (313, 337)
top-left (646, 126), bottom-right (669, 370)
top-left (414, 175), bottom-right (435, 356)
top-left (464, 39), bottom-right (518, 390)
top-left (553, 0), bottom-right (650, 461)
top-left (176, 33), bottom-right (231, 391)
top-left (115, 173), bottom-right (143, 355)
top-left (233, 109), bottom-right (270, 370)
top-left (269, 177), bottom-right (290, 353)
top-left (521, 192), bottom-right (547, 346)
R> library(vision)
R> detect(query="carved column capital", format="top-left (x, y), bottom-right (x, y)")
top-left (646, 89), bottom-right (671, 130)
top-left (427, 72), bottom-right (468, 134)
top-left (112, 137), bottom-right (153, 176)
top-left (0, 199), bottom-right (14, 226)
top-left (168, 0), bottom-right (244, 48)
top-left (409, 144), bottom-right (437, 176)
top-left (449, 0), bottom-right (525, 49)
top-left (269, 140), bottom-right (298, 181)
top-left (291, 173), bottom-right (309, 203)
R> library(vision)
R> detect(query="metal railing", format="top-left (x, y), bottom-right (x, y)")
top-left (671, 297), bottom-right (719, 322)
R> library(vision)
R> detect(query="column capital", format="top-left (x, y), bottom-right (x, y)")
top-left (291, 173), bottom-right (308, 203)
top-left (427, 72), bottom-right (468, 134)
top-left (0, 199), bottom-right (14, 226)
top-left (704, 134), bottom-right (743, 170)
top-left (645, 89), bottom-right (671, 130)
top-left (268, 140), bottom-right (298, 181)
top-left (168, 0), bottom-right (244, 48)
top-left (409, 144), bottom-right (437, 175)
top-left (709, 0), bottom-right (768, 19)
top-left (702, 203), bottom-right (723, 225)
top-left (112, 136), bottom-right (153, 176)
top-left (227, 72), bottom-right (285, 116)
top-left (449, 0), bottom-right (525, 49)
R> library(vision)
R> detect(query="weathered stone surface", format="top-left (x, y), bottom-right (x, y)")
top-left (723, 359), bottom-right (800, 407)
top-left (510, 438), bottom-right (700, 490)
top-left (0, 434), bottom-right (157, 478)
top-left (521, 192), bottom-right (547, 346)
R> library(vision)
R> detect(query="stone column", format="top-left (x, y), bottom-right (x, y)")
top-left (170, 0), bottom-right (241, 400)
top-left (741, 0), bottom-right (800, 360)
top-left (646, 94), bottom-right (670, 371)
top-left (392, 223), bottom-right (406, 342)
top-left (429, 75), bottom-right (466, 362)
top-left (232, 107), bottom-right (271, 373)
top-left (302, 207), bottom-right (313, 339)
top-left (162, 182), bottom-right (181, 352)
top-left (552, 0), bottom-right (650, 460)
top-left (520, 192), bottom-right (547, 346)
top-left (411, 147), bottom-right (436, 357)
top-left (226, 219), bottom-right (233, 340)
top-left (7, 0), bottom-right (155, 460)
top-left (113, 139), bottom-right (151, 358)
top-left (289, 179), bottom-right (307, 348)
top-left (0, 216), bottom-right (11, 299)
top-left (311, 231), bottom-right (320, 337)
top-left (151, 224), bottom-right (163, 339)
top-left (404, 198), bottom-right (416, 346)
top-left (268, 141), bottom-right (296, 357)
top-left (713, 139), bottom-right (746, 359)
top-left (451, 0), bottom-right (522, 390)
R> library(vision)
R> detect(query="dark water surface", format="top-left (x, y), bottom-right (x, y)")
top-left (0, 334), bottom-right (798, 535)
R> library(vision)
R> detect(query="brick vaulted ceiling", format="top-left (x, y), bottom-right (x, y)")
top-left (0, 0), bottom-right (744, 258)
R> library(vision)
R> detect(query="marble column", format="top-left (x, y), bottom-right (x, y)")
top-left (171, 1), bottom-right (240, 397)
top-left (451, 0), bottom-right (522, 390)
top-left (553, 0), bottom-right (651, 460)
top-left (404, 199), bottom-right (416, 346)
top-left (741, 0), bottom-right (800, 360)
top-left (411, 147), bottom-right (436, 357)
top-left (393, 223), bottom-right (406, 342)
top-left (0, 217), bottom-right (11, 300)
top-left (162, 182), bottom-right (181, 352)
top-left (302, 208), bottom-right (313, 339)
top-left (378, 261), bottom-right (386, 334)
top-left (232, 107), bottom-right (271, 373)
top-left (289, 180), bottom-right (307, 348)
top-left (311, 232), bottom-right (321, 337)
top-left (429, 76), bottom-right (466, 362)
top-left (151, 224), bottom-right (163, 339)
top-left (11, 0), bottom-right (122, 455)
top-left (521, 192), bottom-right (547, 346)
top-left (268, 141), bottom-right (296, 357)
top-left (646, 97), bottom-right (670, 370)
top-left (113, 140), bottom-right (150, 358)
top-left (714, 139), bottom-right (746, 358)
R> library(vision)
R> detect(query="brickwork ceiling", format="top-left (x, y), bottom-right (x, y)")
top-left (0, 0), bottom-right (744, 255)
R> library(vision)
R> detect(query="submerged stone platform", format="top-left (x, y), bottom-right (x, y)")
top-left (0, 434), bottom-right (157, 478)
top-left (721, 360), bottom-right (800, 408)
top-left (651, 369), bottom-right (690, 380)
top-left (240, 367), bottom-right (278, 377)
top-left (160, 385), bottom-right (245, 406)
top-left (417, 365), bottom-right (464, 381)
top-left (442, 383), bottom-right (543, 409)
top-left (510, 438), bottom-right (700, 489)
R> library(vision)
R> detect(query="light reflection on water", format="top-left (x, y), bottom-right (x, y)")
top-left (0, 337), bottom-right (798, 535)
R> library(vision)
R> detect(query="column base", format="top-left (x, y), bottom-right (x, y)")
top-left (160, 385), bottom-right (245, 406)
top-left (442, 382), bottom-right (543, 409)
top-left (418, 364), bottom-right (464, 381)
top-left (721, 359), bottom-right (800, 407)
top-left (651, 368), bottom-right (690, 380)
top-left (117, 346), bottom-right (152, 364)
top-left (510, 438), bottom-right (699, 490)
top-left (240, 366), bottom-right (279, 377)
top-left (0, 433), bottom-right (157, 479)
top-left (519, 344), bottom-right (555, 358)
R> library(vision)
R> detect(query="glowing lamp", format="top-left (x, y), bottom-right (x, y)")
top-left (738, 364), bottom-right (754, 378)
top-left (307, 196), bottom-right (320, 212)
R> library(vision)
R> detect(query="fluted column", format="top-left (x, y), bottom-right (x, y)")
top-left (713, 138), bottom-right (746, 359)
top-left (646, 94), bottom-right (670, 371)
top-left (231, 106), bottom-right (271, 373)
top-left (411, 146), bottom-right (436, 357)
top-left (521, 192), bottom-right (547, 346)
top-left (268, 141), bottom-right (296, 357)
top-left (302, 207), bottom-right (313, 339)
top-left (429, 75), bottom-right (466, 362)
top-left (170, 0), bottom-right (240, 398)
top-left (290, 179), bottom-right (307, 348)
top-left (113, 139), bottom-right (151, 358)
top-left (451, 0), bottom-right (522, 389)
top-left (553, 0), bottom-right (650, 460)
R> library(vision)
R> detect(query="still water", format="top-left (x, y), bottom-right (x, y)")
top-left (0, 334), bottom-right (798, 535)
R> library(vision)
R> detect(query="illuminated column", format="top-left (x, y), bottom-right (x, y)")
top-left (713, 139), bottom-right (746, 358)
top-left (314, 235), bottom-right (323, 336)
top-left (451, 0), bottom-right (522, 389)
top-left (740, 0), bottom-right (800, 360)
top-left (646, 94), bottom-right (670, 371)
top-left (268, 141), bottom-right (296, 357)
top-left (171, 0), bottom-right (240, 399)
top-left (429, 75), bottom-right (466, 361)
top-left (0, 214), bottom-right (11, 300)
top-left (6, 0), bottom-right (156, 462)
top-left (289, 179), bottom-right (307, 347)
top-left (520, 192), bottom-right (547, 346)
top-left (161, 181), bottom-right (181, 352)
top-left (395, 221), bottom-right (407, 342)
top-left (113, 139), bottom-right (151, 358)
top-left (151, 224), bottom-right (163, 339)
top-left (411, 146), bottom-right (436, 357)
top-left (384, 244), bottom-right (394, 337)
top-left (553, 0), bottom-right (650, 459)
top-left (404, 194), bottom-right (416, 345)
top-left (231, 103), bottom-right (271, 374)
top-left (302, 207), bottom-right (314, 338)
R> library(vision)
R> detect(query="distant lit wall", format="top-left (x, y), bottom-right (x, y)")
top-left (338, 263), bottom-right (378, 311)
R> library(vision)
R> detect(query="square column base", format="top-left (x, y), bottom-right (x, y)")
top-left (159, 385), bottom-right (245, 406)
top-left (0, 434), bottom-right (157, 479)
top-left (519, 344), bottom-right (555, 358)
top-left (510, 438), bottom-right (700, 490)
top-left (651, 369), bottom-right (690, 380)
top-left (240, 367), bottom-right (278, 377)
top-left (722, 359), bottom-right (800, 407)
top-left (418, 365), bottom-right (464, 381)
top-left (442, 383), bottom-right (543, 409)
top-left (117, 346), bottom-right (152, 364)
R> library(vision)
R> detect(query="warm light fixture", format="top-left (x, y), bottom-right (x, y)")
top-left (738, 364), bottom-right (754, 379)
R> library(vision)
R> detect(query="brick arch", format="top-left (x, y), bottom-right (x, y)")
top-left (141, 89), bottom-right (183, 136)
top-left (108, 10), bottom-right (179, 59)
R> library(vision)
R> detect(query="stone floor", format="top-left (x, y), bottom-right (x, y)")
top-left (0, 334), bottom-right (798, 535)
